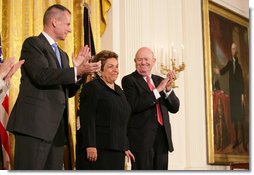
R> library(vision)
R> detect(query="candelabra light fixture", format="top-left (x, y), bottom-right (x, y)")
top-left (154, 43), bottom-right (186, 88)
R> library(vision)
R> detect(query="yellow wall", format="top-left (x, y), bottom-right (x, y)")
top-left (0, 0), bottom-right (111, 169)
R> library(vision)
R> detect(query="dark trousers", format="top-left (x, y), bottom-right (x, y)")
top-left (14, 134), bottom-right (65, 170)
top-left (76, 149), bottom-right (125, 170)
top-left (13, 117), bottom-right (67, 170)
top-left (131, 126), bottom-right (169, 170)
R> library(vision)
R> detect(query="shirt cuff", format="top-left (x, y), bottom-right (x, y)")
top-left (163, 89), bottom-right (173, 98)
top-left (153, 89), bottom-right (161, 100)
top-left (74, 67), bottom-right (77, 82)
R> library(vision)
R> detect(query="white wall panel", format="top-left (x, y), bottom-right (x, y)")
top-left (101, 0), bottom-right (249, 170)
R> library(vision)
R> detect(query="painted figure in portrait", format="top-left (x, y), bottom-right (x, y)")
top-left (210, 11), bottom-right (249, 156)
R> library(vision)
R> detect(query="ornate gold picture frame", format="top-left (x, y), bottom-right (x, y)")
top-left (202, 0), bottom-right (249, 164)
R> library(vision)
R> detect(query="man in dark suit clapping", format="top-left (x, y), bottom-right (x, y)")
top-left (7, 4), bottom-right (101, 170)
top-left (122, 47), bottom-right (180, 170)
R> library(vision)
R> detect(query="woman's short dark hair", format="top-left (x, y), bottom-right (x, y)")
top-left (93, 50), bottom-right (118, 71)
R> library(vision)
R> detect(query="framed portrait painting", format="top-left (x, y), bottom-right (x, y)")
top-left (202, 0), bottom-right (249, 164)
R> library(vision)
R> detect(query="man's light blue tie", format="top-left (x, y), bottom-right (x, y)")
top-left (52, 43), bottom-right (62, 68)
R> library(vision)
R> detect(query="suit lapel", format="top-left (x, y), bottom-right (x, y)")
top-left (59, 49), bottom-right (69, 68)
top-left (38, 34), bottom-right (63, 69)
top-left (39, 34), bottom-right (56, 58)
top-left (133, 71), bottom-right (151, 92)
top-left (152, 75), bottom-right (160, 87)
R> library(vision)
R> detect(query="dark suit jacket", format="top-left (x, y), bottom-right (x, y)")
top-left (121, 71), bottom-right (180, 152)
top-left (7, 33), bottom-right (82, 143)
top-left (76, 76), bottom-right (131, 154)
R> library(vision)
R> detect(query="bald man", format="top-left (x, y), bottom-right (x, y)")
top-left (122, 47), bottom-right (180, 170)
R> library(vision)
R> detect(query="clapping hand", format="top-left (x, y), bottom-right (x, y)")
top-left (0, 57), bottom-right (15, 79)
top-left (4, 59), bottom-right (25, 85)
top-left (72, 45), bottom-right (91, 67)
top-left (165, 70), bottom-right (176, 91)
top-left (0, 57), bottom-right (25, 85)
top-left (156, 70), bottom-right (176, 92)
top-left (74, 45), bottom-right (101, 76)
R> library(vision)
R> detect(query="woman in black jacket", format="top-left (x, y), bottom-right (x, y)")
top-left (76, 50), bottom-right (135, 170)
